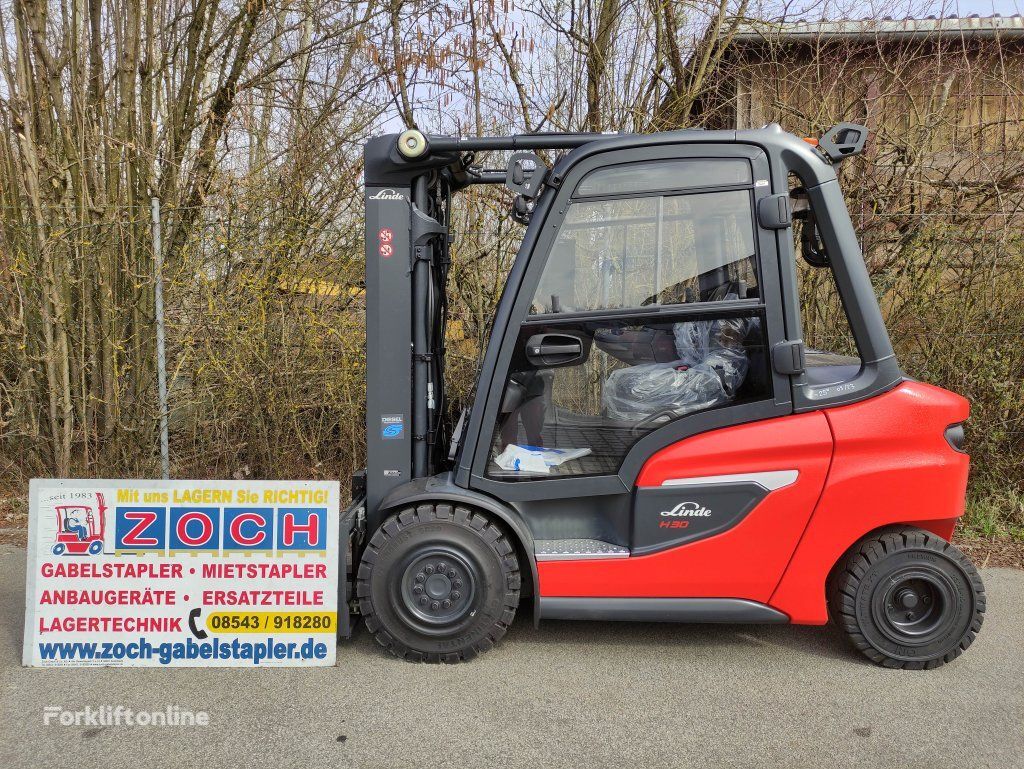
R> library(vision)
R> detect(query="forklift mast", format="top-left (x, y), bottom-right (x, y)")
top-left (363, 132), bottom-right (599, 520)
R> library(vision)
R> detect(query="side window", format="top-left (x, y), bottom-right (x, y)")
top-left (791, 181), bottom-right (863, 374)
top-left (531, 190), bottom-right (758, 314)
top-left (533, 197), bottom-right (657, 313)
top-left (488, 175), bottom-right (772, 480)
top-left (660, 193), bottom-right (758, 304)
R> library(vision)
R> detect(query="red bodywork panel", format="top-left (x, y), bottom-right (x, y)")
top-left (536, 381), bottom-right (970, 625)
top-left (537, 411), bottom-right (833, 601)
top-left (769, 381), bottom-right (970, 624)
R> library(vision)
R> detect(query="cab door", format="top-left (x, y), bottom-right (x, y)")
top-left (462, 142), bottom-right (827, 601)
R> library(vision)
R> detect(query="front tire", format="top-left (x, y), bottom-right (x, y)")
top-left (356, 504), bottom-right (521, 663)
top-left (830, 526), bottom-right (985, 669)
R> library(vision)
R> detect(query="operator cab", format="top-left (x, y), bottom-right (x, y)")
top-left (361, 122), bottom-right (894, 514)
top-left (58, 506), bottom-right (92, 538)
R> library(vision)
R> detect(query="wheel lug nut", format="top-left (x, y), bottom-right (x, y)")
top-left (453, 580), bottom-right (463, 589)
top-left (415, 573), bottom-right (425, 583)
top-left (442, 600), bottom-right (452, 609)
top-left (448, 570), bottom-right (457, 578)
top-left (419, 596), bottom-right (428, 605)
top-left (451, 591), bottom-right (461, 600)
top-left (906, 612), bottom-right (915, 620)
top-left (431, 601), bottom-right (440, 610)
top-left (413, 585), bottom-right (423, 594)
top-left (424, 565), bottom-right (434, 574)
top-left (437, 562), bottom-right (447, 572)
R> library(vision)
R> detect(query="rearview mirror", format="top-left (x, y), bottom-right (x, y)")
top-left (791, 189), bottom-right (828, 268)
top-left (800, 217), bottom-right (829, 268)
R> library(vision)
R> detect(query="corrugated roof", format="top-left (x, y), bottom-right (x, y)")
top-left (733, 14), bottom-right (1024, 41)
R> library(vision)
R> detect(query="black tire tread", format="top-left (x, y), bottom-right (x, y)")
top-left (356, 504), bottom-right (521, 664)
top-left (829, 526), bottom-right (985, 670)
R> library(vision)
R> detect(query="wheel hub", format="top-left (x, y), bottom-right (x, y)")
top-left (397, 547), bottom-right (478, 631)
top-left (424, 573), bottom-right (452, 599)
top-left (896, 588), bottom-right (920, 610)
top-left (875, 572), bottom-right (949, 643)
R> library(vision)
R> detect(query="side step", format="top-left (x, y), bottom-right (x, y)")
top-left (535, 539), bottom-right (629, 561)
top-left (539, 597), bottom-right (789, 624)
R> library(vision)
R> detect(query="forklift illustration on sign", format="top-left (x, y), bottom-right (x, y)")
top-left (52, 493), bottom-right (107, 556)
top-left (339, 122), bottom-right (985, 669)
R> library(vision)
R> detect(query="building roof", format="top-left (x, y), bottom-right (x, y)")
top-left (733, 14), bottom-right (1024, 42)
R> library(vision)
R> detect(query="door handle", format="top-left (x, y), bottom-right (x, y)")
top-left (525, 333), bottom-right (585, 367)
top-left (532, 343), bottom-right (579, 356)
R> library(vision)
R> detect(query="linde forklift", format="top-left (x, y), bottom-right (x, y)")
top-left (339, 123), bottom-right (985, 669)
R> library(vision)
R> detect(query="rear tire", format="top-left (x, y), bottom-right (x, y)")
top-left (356, 504), bottom-right (520, 663)
top-left (830, 526), bottom-right (985, 669)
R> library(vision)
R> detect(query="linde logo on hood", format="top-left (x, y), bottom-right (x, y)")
top-left (369, 188), bottom-right (405, 201)
top-left (660, 501), bottom-right (712, 518)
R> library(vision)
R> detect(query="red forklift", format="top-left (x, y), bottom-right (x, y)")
top-left (338, 123), bottom-right (985, 669)
top-left (52, 493), bottom-right (107, 556)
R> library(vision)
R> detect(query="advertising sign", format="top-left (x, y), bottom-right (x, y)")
top-left (23, 479), bottom-right (340, 667)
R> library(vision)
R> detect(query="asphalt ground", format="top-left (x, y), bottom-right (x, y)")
top-left (1, 543), bottom-right (1021, 769)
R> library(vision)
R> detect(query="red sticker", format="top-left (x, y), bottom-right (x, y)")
top-left (378, 228), bottom-right (393, 243)
top-left (379, 243), bottom-right (393, 258)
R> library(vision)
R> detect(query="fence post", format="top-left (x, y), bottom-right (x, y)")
top-left (152, 197), bottom-right (170, 480)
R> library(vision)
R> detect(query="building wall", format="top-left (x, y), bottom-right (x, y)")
top-left (721, 37), bottom-right (1024, 168)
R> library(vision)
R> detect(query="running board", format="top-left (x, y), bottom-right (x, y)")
top-left (535, 539), bottom-right (629, 561)
top-left (538, 597), bottom-right (789, 624)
